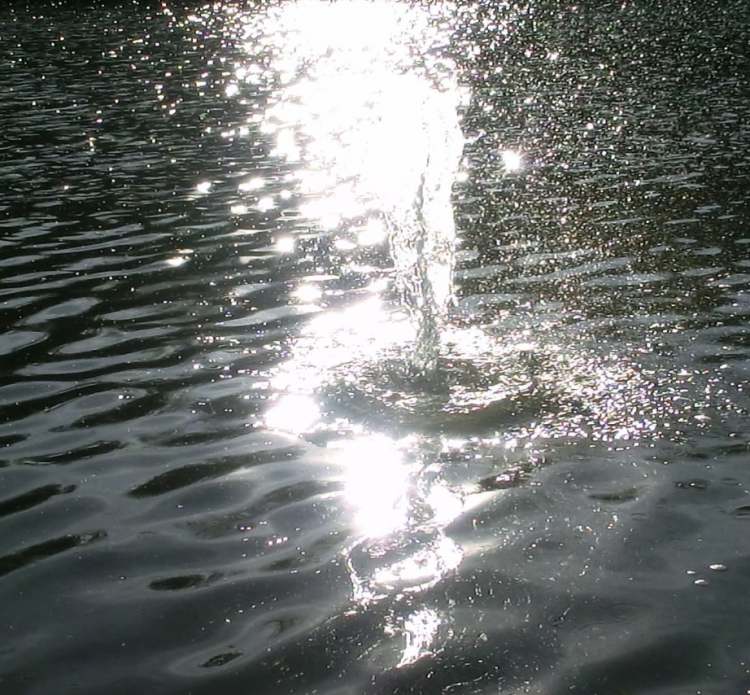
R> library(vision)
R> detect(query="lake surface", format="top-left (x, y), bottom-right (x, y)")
top-left (2, 1), bottom-right (750, 693)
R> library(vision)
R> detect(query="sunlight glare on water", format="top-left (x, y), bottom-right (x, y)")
top-left (244, 0), bottom-right (466, 372)
top-left (337, 434), bottom-right (409, 539)
top-left (265, 393), bottom-right (321, 434)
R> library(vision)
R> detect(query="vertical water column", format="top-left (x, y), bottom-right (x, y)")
top-left (248, 0), bottom-right (465, 374)
top-left (385, 79), bottom-right (464, 374)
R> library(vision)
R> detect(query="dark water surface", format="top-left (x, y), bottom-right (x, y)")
top-left (2, 1), bottom-right (750, 693)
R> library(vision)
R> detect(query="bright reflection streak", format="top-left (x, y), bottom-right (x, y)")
top-left (244, 0), bottom-right (471, 612)
top-left (293, 283), bottom-right (322, 304)
top-left (265, 394), bottom-right (320, 434)
top-left (331, 433), bottom-right (465, 605)
top-left (238, 177), bottom-right (264, 192)
top-left (398, 608), bottom-right (441, 668)
top-left (334, 434), bottom-right (408, 538)
top-left (256, 196), bottom-right (275, 212)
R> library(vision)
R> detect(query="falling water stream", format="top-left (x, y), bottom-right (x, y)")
top-left (255, 1), bottom-right (464, 374)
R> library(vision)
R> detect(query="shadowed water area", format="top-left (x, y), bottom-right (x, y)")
top-left (2, 1), bottom-right (750, 693)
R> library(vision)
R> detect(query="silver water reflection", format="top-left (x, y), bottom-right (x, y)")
top-left (247, 0), bottom-right (467, 669)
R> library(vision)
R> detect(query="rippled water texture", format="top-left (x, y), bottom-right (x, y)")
top-left (2, 1), bottom-right (750, 693)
